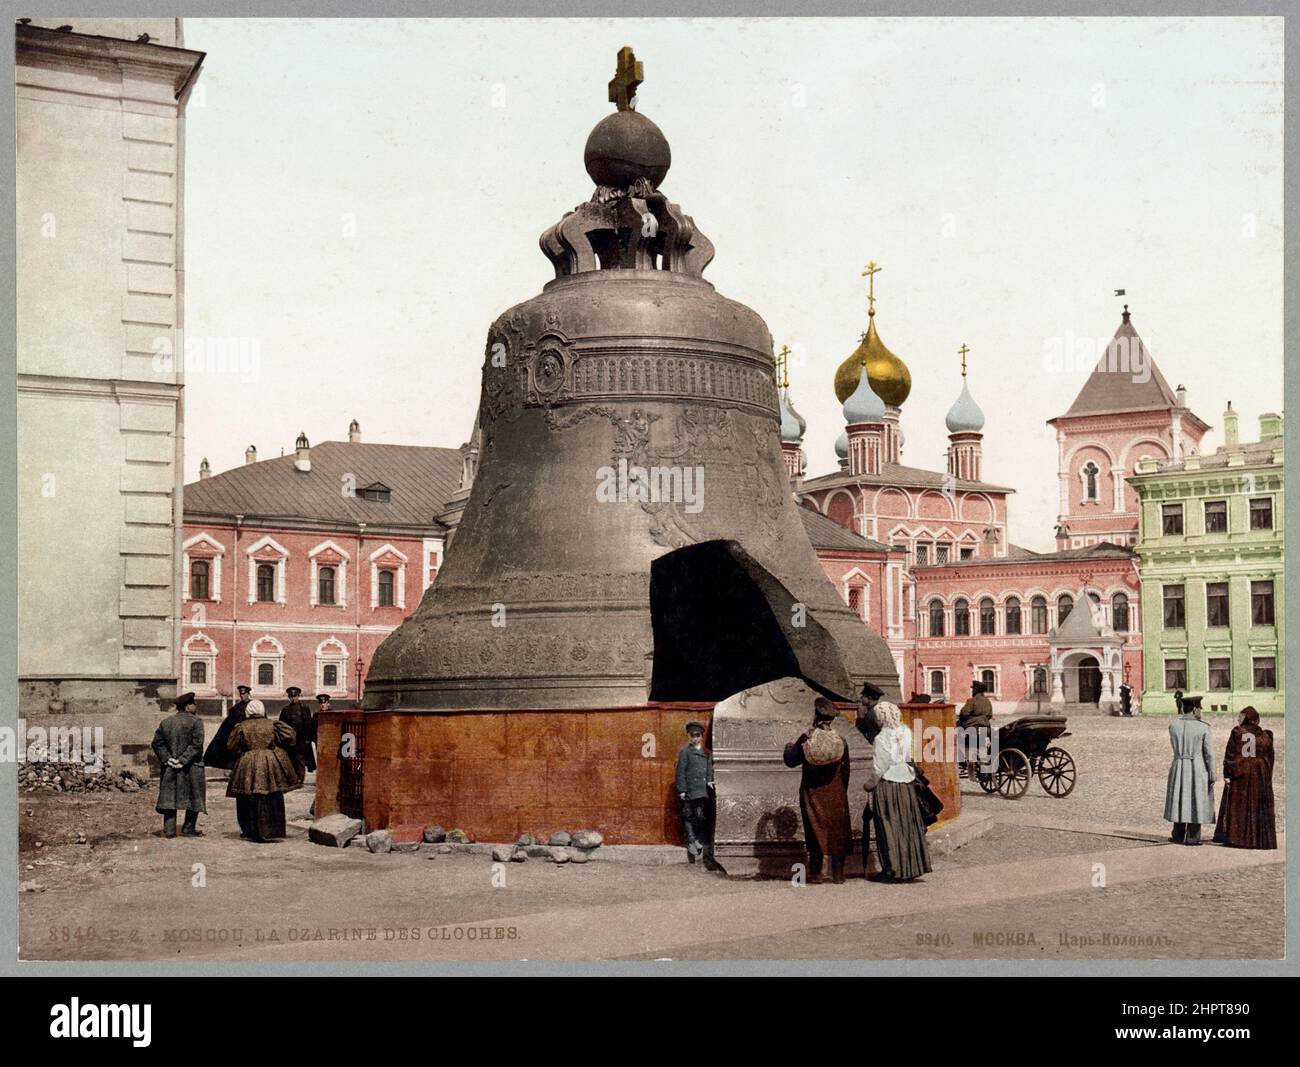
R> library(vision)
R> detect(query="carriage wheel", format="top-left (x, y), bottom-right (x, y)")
top-left (1038, 747), bottom-right (1077, 798)
top-left (974, 764), bottom-right (998, 794)
top-left (995, 748), bottom-right (1031, 799)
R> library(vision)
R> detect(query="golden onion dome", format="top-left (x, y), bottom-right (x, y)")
top-left (834, 312), bottom-right (912, 407)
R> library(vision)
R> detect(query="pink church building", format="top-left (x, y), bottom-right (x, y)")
top-left (791, 294), bottom-right (1207, 713)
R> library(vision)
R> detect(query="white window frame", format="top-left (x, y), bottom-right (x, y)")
top-left (182, 631), bottom-right (219, 696)
top-left (182, 532), bottom-right (225, 603)
top-left (925, 666), bottom-right (949, 700)
top-left (369, 543), bottom-right (408, 609)
top-left (249, 634), bottom-right (286, 695)
top-left (315, 636), bottom-right (349, 697)
top-left (308, 539), bottom-right (350, 608)
top-left (974, 664), bottom-right (1000, 697)
top-left (246, 534), bottom-right (289, 605)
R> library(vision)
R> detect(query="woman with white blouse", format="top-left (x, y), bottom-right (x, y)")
top-left (866, 701), bottom-right (933, 881)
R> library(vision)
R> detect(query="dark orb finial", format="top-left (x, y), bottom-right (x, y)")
top-left (584, 47), bottom-right (671, 190)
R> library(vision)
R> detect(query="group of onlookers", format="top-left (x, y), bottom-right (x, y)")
top-left (151, 686), bottom-right (324, 842)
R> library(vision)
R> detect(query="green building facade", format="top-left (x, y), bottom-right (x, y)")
top-left (1130, 406), bottom-right (1284, 715)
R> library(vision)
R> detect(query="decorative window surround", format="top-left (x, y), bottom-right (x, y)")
top-left (182, 532), bottom-right (225, 604)
top-left (315, 636), bottom-right (349, 696)
top-left (181, 631), bottom-right (219, 696)
top-left (308, 539), bottom-right (351, 608)
top-left (245, 534), bottom-right (289, 605)
top-left (369, 543), bottom-right (408, 609)
top-left (249, 634), bottom-right (286, 694)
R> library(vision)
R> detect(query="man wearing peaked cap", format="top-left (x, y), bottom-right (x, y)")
top-left (151, 692), bottom-right (207, 837)
top-left (278, 686), bottom-right (317, 776)
top-left (1165, 694), bottom-right (1216, 845)
top-left (675, 720), bottom-right (718, 869)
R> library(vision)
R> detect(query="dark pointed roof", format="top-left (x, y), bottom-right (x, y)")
top-left (1053, 308), bottom-right (1181, 420)
top-left (184, 441), bottom-right (463, 532)
top-left (798, 505), bottom-right (891, 553)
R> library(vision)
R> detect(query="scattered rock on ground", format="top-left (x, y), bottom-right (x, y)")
top-left (549, 831), bottom-right (572, 847)
top-left (422, 825), bottom-right (446, 843)
top-left (571, 830), bottom-right (603, 850)
top-left (568, 848), bottom-right (590, 864)
top-left (548, 846), bottom-right (571, 864)
top-left (437, 844), bottom-right (452, 854)
top-left (447, 828), bottom-right (469, 844)
top-left (510, 849), bottom-right (527, 862)
top-left (365, 829), bottom-right (393, 854)
top-left (491, 845), bottom-right (513, 862)
top-left (516, 833), bottom-right (533, 846)
top-left (307, 813), bottom-right (363, 848)
top-left (19, 881), bottom-right (45, 893)
top-left (526, 844), bottom-right (553, 859)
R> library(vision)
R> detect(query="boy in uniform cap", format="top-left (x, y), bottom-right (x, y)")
top-left (203, 684), bottom-right (252, 770)
top-left (152, 692), bottom-right (207, 837)
top-left (278, 686), bottom-right (317, 775)
top-left (1165, 694), bottom-right (1216, 844)
top-left (674, 721), bottom-right (717, 868)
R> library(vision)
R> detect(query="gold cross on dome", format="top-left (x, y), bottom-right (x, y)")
top-left (776, 344), bottom-right (791, 388)
top-left (958, 343), bottom-right (970, 377)
top-left (862, 260), bottom-right (882, 315)
top-left (609, 46), bottom-right (643, 112)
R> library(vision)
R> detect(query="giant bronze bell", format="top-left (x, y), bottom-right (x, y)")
top-left (363, 49), bottom-right (900, 713)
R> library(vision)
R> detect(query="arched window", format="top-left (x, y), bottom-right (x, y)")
top-left (318, 566), bottom-right (336, 606)
top-left (1083, 461), bottom-right (1099, 501)
top-left (979, 597), bottom-right (996, 635)
top-left (256, 564), bottom-right (275, 603)
top-left (1031, 596), bottom-right (1048, 634)
top-left (953, 598), bottom-right (970, 636)
top-left (378, 569), bottom-right (395, 607)
top-left (1057, 594), bottom-right (1073, 625)
top-left (323, 664), bottom-right (338, 687)
top-left (980, 669), bottom-right (995, 694)
top-left (928, 599), bottom-right (945, 637)
top-left (189, 660), bottom-right (207, 684)
top-left (1112, 592), bottom-right (1129, 632)
top-left (190, 560), bottom-right (210, 600)
top-left (257, 662), bottom-right (274, 686)
top-left (929, 670), bottom-right (945, 698)
top-left (1005, 596), bottom-right (1022, 634)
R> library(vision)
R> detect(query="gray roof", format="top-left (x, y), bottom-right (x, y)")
top-left (1054, 312), bottom-right (1182, 419)
top-left (798, 506), bottom-right (892, 553)
top-left (1135, 435), bottom-right (1284, 476)
top-left (185, 441), bottom-right (463, 531)
top-left (801, 460), bottom-right (1013, 494)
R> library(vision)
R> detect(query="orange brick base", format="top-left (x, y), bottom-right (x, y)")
top-left (316, 704), bottom-right (717, 845)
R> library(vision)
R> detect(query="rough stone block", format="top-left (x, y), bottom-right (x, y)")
top-left (307, 813), bottom-right (362, 848)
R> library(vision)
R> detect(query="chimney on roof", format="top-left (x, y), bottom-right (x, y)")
top-left (1175, 383), bottom-right (1186, 408)
top-left (199, 457), bottom-right (211, 480)
top-left (1259, 411), bottom-right (1282, 440)
top-left (245, 445), bottom-right (257, 465)
top-left (1223, 402), bottom-right (1238, 447)
top-left (348, 418), bottom-right (361, 444)
top-left (294, 432), bottom-right (311, 472)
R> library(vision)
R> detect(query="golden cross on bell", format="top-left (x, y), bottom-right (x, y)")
top-left (958, 343), bottom-right (970, 377)
top-left (609, 46), bottom-right (644, 112)
top-left (862, 260), bottom-right (882, 316)
top-left (776, 344), bottom-right (791, 389)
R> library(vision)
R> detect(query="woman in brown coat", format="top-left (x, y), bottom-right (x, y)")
top-left (783, 697), bottom-right (852, 884)
top-left (226, 700), bottom-right (302, 842)
top-left (1213, 706), bottom-right (1277, 850)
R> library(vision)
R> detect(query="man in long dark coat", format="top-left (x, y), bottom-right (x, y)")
top-left (783, 697), bottom-right (852, 884)
top-left (203, 684), bottom-right (252, 770)
top-left (277, 686), bottom-right (316, 775)
top-left (152, 692), bottom-right (207, 837)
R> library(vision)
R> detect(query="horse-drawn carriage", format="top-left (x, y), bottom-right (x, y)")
top-left (961, 715), bottom-right (1076, 799)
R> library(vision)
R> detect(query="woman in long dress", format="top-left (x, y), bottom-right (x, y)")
top-left (867, 701), bottom-right (932, 882)
top-left (225, 699), bottom-right (301, 842)
top-left (1213, 706), bottom-right (1277, 849)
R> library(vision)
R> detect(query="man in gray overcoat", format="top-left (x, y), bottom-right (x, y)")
top-left (152, 692), bottom-right (207, 838)
top-left (1164, 694), bottom-right (1216, 845)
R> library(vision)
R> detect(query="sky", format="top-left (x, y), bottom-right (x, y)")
top-left (181, 16), bottom-right (1283, 551)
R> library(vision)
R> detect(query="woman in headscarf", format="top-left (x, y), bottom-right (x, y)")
top-left (866, 701), bottom-right (932, 882)
top-left (783, 697), bottom-right (852, 884)
top-left (225, 699), bottom-right (302, 842)
top-left (1213, 706), bottom-right (1277, 849)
